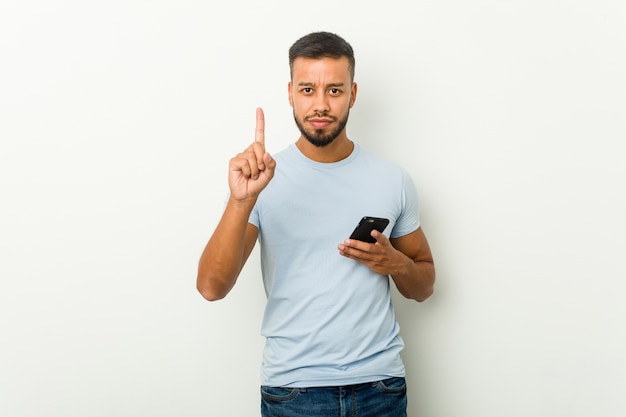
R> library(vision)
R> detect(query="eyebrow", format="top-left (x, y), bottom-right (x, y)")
top-left (297, 82), bottom-right (346, 88)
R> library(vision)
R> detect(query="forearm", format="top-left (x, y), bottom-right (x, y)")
top-left (389, 251), bottom-right (435, 302)
top-left (197, 197), bottom-right (256, 301)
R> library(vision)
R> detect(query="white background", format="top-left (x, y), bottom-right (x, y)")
top-left (1, 1), bottom-right (625, 416)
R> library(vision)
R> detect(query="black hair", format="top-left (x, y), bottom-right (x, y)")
top-left (288, 31), bottom-right (355, 81)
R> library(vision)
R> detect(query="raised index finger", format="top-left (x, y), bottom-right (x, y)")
top-left (255, 107), bottom-right (265, 145)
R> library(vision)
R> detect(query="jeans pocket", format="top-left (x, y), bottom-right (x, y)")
top-left (376, 377), bottom-right (407, 394)
top-left (260, 386), bottom-right (300, 403)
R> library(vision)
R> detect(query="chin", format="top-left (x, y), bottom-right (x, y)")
top-left (304, 132), bottom-right (337, 147)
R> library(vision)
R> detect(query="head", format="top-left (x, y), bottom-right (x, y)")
top-left (288, 32), bottom-right (357, 147)
top-left (289, 31), bottom-right (355, 83)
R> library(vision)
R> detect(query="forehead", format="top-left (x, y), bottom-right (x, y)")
top-left (291, 56), bottom-right (352, 84)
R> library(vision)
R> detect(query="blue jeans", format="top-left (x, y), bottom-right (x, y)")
top-left (260, 377), bottom-right (407, 417)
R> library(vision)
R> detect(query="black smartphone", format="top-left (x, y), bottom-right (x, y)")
top-left (349, 216), bottom-right (390, 243)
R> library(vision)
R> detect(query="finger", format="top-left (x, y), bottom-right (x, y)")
top-left (242, 150), bottom-right (261, 179)
top-left (338, 242), bottom-right (374, 262)
top-left (255, 107), bottom-right (265, 146)
top-left (341, 238), bottom-right (369, 252)
top-left (371, 230), bottom-right (389, 245)
top-left (245, 141), bottom-right (267, 172)
top-left (232, 151), bottom-right (260, 178)
top-left (230, 156), bottom-right (252, 178)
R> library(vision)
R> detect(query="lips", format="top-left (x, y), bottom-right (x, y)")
top-left (306, 117), bottom-right (334, 128)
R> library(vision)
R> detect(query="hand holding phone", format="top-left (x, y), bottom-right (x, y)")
top-left (349, 216), bottom-right (390, 243)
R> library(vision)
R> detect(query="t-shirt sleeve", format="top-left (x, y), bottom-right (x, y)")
top-left (390, 169), bottom-right (421, 238)
top-left (249, 198), bottom-right (260, 229)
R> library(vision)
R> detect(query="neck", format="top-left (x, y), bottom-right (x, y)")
top-left (296, 136), bottom-right (354, 163)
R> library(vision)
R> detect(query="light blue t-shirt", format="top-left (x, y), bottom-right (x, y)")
top-left (249, 142), bottom-right (421, 387)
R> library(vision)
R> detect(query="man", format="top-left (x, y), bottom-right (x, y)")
top-left (197, 31), bottom-right (435, 417)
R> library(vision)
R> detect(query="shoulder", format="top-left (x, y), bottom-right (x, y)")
top-left (355, 144), bottom-right (408, 178)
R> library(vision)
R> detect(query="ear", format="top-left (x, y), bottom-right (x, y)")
top-left (288, 81), bottom-right (294, 108)
top-left (349, 82), bottom-right (358, 108)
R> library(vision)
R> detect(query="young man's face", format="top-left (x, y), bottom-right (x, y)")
top-left (288, 56), bottom-right (357, 147)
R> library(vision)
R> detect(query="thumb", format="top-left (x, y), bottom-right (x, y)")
top-left (263, 152), bottom-right (276, 178)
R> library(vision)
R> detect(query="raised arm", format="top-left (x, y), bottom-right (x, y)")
top-left (197, 108), bottom-right (276, 301)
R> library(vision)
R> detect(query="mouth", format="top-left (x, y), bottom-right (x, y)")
top-left (306, 116), bottom-right (334, 129)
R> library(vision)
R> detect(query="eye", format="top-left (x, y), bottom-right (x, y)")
top-left (302, 87), bottom-right (313, 94)
top-left (329, 88), bottom-right (341, 95)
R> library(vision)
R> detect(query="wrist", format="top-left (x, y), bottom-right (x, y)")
top-left (227, 195), bottom-right (257, 212)
top-left (391, 249), bottom-right (413, 277)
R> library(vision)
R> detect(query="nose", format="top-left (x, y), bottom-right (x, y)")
top-left (313, 91), bottom-right (329, 114)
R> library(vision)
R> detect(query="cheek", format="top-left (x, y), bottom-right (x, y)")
top-left (291, 98), bottom-right (310, 115)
